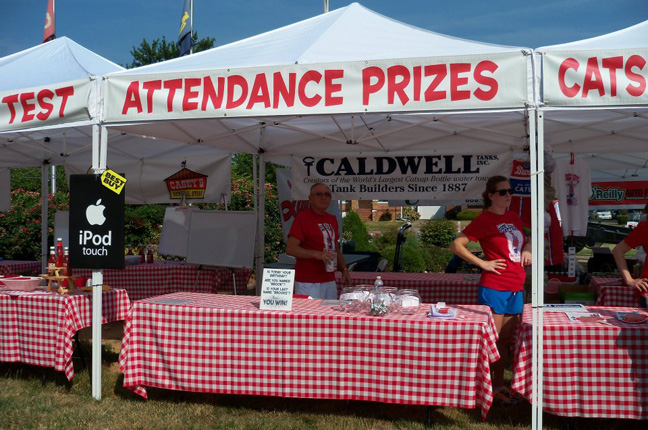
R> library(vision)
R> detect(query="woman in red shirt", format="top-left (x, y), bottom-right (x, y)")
top-left (450, 175), bottom-right (532, 406)
top-left (612, 203), bottom-right (648, 308)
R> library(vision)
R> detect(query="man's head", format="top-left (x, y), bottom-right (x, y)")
top-left (309, 183), bottom-right (332, 214)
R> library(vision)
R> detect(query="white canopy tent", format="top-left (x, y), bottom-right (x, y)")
top-left (101, 3), bottom-right (538, 297)
top-left (0, 37), bottom-right (122, 402)
top-left (531, 19), bottom-right (648, 429)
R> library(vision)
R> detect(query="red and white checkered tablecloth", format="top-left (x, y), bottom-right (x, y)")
top-left (0, 260), bottom-right (41, 276)
top-left (589, 276), bottom-right (641, 307)
top-left (0, 288), bottom-right (131, 380)
top-left (511, 303), bottom-right (648, 419)
top-left (73, 262), bottom-right (252, 300)
top-left (119, 293), bottom-right (499, 418)
top-left (336, 272), bottom-right (479, 304)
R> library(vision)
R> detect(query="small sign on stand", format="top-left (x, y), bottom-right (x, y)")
top-left (260, 268), bottom-right (295, 311)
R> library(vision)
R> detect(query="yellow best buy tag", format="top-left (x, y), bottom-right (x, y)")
top-left (100, 170), bottom-right (127, 194)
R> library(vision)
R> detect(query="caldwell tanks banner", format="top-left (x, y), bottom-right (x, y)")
top-left (542, 49), bottom-right (648, 106)
top-left (289, 151), bottom-right (513, 200)
top-left (0, 78), bottom-right (93, 131)
top-left (104, 53), bottom-right (529, 122)
top-left (589, 180), bottom-right (648, 209)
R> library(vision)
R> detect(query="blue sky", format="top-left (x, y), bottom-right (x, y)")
top-left (1, 0), bottom-right (647, 66)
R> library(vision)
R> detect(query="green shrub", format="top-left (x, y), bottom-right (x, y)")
top-left (124, 204), bottom-right (166, 248)
top-left (420, 218), bottom-right (457, 248)
top-left (402, 206), bottom-right (420, 221)
top-left (0, 189), bottom-right (69, 260)
top-left (379, 211), bottom-right (392, 221)
top-left (381, 243), bottom-right (427, 273)
top-left (617, 214), bottom-right (630, 225)
top-left (457, 210), bottom-right (481, 220)
top-left (342, 210), bottom-right (372, 251)
top-left (421, 245), bottom-right (455, 273)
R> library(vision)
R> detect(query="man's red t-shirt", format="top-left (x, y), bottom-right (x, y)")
top-left (461, 210), bottom-right (527, 292)
top-left (623, 220), bottom-right (648, 279)
top-left (288, 208), bottom-right (339, 283)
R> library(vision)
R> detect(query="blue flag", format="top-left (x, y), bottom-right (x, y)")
top-left (178, 0), bottom-right (192, 56)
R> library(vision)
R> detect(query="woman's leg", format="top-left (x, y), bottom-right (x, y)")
top-left (491, 313), bottom-right (520, 388)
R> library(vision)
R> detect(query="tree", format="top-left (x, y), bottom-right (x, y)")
top-left (231, 153), bottom-right (278, 184)
top-left (127, 32), bottom-right (215, 68)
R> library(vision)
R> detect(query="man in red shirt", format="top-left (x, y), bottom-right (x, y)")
top-left (286, 183), bottom-right (351, 299)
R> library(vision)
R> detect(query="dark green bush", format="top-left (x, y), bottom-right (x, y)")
top-left (379, 211), bottom-right (392, 221)
top-left (124, 204), bottom-right (166, 248)
top-left (456, 210), bottom-right (481, 220)
top-left (402, 206), bottom-right (420, 221)
top-left (617, 215), bottom-right (630, 225)
top-left (381, 243), bottom-right (427, 273)
top-left (421, 245), bottom-right (455, 272)
top-left (420, 218), bottom-right (457, 248)
top-left (342, 210), bottom-right (373, 251)
top-left (0, 189), bottom-right (69, 260)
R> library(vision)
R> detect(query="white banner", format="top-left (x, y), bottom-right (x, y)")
top-left (65, 153), bottom-right (231, 204)
top-left (543, 49), bottom-right (648, 106)
top-left (277, 168), bottom-right (341, 242)
top-left (290, 152), bottom-right (513, 201)
top-left (0, 79), bottom-right (93, 131)
top-left (104, 53), bottom-right (529, 122)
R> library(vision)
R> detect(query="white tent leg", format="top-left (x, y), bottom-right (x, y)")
top-left (91, 124), bottom-right (105, 400)
top-left (41, 163), bottom-right (49, 274)
top-left (255, 127), bottom-right (266, 295)
top-left (530, 110), bottom-right (545, 430)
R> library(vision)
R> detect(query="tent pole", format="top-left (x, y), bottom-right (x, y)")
top-left (90, 124), bottom-right (105, 400)
top-left (255, 127), bottom-right (266, 295)
top-left (41, 162), bottom-right (49, 274)
top-left (530, 109), bottom-right (545, 430)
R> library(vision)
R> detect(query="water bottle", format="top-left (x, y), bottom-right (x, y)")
top-left (374, 275), bottom-right (383, 291)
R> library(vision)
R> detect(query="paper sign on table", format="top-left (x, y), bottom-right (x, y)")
top-left (260, 268), bottom-right (295, 310)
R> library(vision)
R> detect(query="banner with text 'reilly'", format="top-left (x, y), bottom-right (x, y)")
top-left (290, 152), bottom-right (513, 201)
top-left (69, 174), bottom-right (125, 269)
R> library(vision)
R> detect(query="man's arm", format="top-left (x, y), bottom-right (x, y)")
top-left (286, 236), bottom-right (327, 262)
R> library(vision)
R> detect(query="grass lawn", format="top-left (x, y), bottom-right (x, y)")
top-left (1, 331), bottom-right (647, 430)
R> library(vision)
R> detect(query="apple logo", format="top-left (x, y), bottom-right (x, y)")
top-left (86, 199), bottom-right (107, 226)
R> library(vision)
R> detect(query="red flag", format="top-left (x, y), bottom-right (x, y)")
top-left (43, 0), bottom-right (55, 43)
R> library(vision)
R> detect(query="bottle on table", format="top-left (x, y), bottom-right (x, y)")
top-left (146, 246), bottom-right (154, 264)
top-left (47, 246), bottom-right (56, 268)
top-left (139, 246), bottom-right (145, 264)
top-left (62, 247), bottom-right (69, 276)
top-left (56, 238), bottom-right (64, 267)
top-left (374, 275), bottom-right (383, 290)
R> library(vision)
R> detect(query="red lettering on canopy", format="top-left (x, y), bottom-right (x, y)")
top-left (412, 66), bottom-right (422, 102)
top-left (183, 78), bottom-right (201, 111)
top-left (362, 67), bottom-right (385, 105)
top-left (601, 56), bottom-right (623, 97)
top-left (473, 60), bottom-right (498, 101)
top-left (226, 75), bottom-right (248, 109)
top-left (387, 65), bottom-right (410, 105)
top-left (142, 80), bottom-right (162, 113)
top-left (201, 76), bottom-right (225, 110)
top-left (424, 64), bottom-right (447, 102)
top-left (163, 79), bottom-right (183, 112)
top-left (449, 63), bottom-right (471, 101)
top-left (625, 55), bottom-right (647, 97)
top-left (582, 57), bottom-right (605, 98)
top-left (298, 70), bottom-right (322, 107)
top-left (273, 72), bottom-right (296, 108)
top-left (324, 69), bottom-right (343, 106)
top-left (558, 58), bottom-right (580, 98)
top-left (36, 89), bottom-right (55, 120)
top-left (246, 74), bottom-right (271, 109)
top-left (122, 81), bottom-right (143, 114)
top-left (2, 94), bottom-right (19, 124)
top-left (54, 86), bottom-right (74, 118)
top-left (20, 92), bottom-right (36, 122)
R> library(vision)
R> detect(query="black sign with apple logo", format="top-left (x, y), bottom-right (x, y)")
top-left (69, 174), bottom-right (125, 269)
